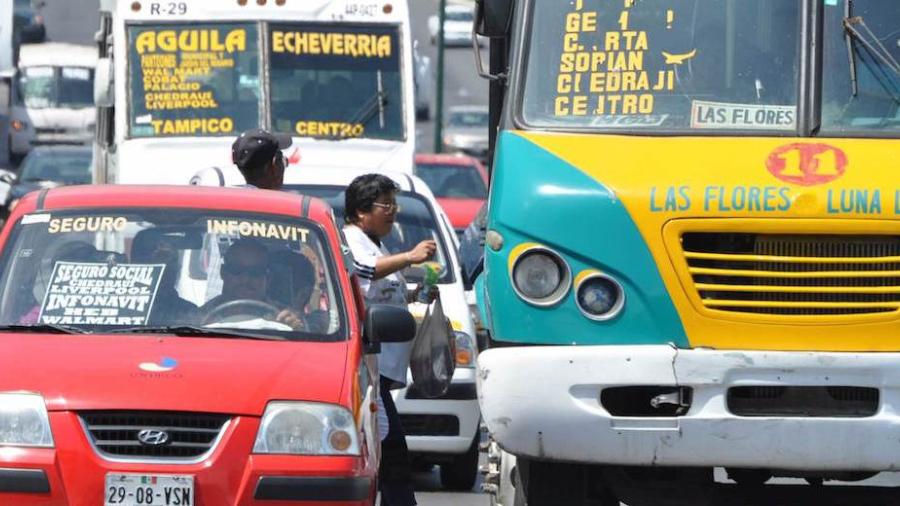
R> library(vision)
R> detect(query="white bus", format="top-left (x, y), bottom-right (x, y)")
top-left (93, 0), bottom-right (415, 184)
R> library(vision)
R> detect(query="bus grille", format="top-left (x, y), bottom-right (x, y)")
top-left (80, 411), bottom-right (230, 461)
top-left (681, 233), bottom-right (900, 316)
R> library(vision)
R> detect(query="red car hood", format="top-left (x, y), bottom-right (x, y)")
top-left (437, 198), bottom-right (484, 230)
top-left (1, 334), bottom-right (349, 415)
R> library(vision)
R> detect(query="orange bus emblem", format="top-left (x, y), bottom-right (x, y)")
top-left (766, 143), bottom-right (848, 186)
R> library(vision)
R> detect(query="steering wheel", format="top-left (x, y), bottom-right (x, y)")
top-left (203, 299), bottom-right (281, 325)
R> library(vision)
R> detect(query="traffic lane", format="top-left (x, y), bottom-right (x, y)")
top-left (43, 0), bottom-right (99, 44)
top-left (411, 0), bottom-right (488, 153)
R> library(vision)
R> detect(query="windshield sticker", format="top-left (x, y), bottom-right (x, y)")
top-left (554, 2), bottom-right (682, 118)
top-left (272, 30), bottom-right (393, 59)
top-left (295, 121), bottom-right (365, 138)
top-left (129, 24), bottom-right (254, 138)
top-left (21, 213), bottom-right (51, 225)
top-left (206, 219), bottom-right (310, 243)
top-left (48, 217), bottom-right (128, 234)
top-left (38, 262), bottom-right (165, 326)
top-left (691, 100), bottom-right (796, 130)
top-left (590, 114), bottom-right (668, 127)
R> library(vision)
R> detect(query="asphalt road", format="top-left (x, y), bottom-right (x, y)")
top-left (37, 1), bottom-right (490, 505)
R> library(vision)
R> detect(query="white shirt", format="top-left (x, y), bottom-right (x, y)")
top-left (343, 224), bottom-right (412, 388)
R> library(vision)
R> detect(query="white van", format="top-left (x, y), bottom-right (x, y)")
top-left (9, 43), bottom-right (95, 161)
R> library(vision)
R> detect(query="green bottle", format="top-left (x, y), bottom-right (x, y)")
top-left (416, 262), bottom-right (441, 304)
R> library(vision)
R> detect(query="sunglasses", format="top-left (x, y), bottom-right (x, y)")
top-left (371, 202), bottom-right (400, 213)
top-left (223, 263), bottom-right (268, 277)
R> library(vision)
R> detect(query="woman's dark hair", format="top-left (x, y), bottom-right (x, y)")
top-left (345, 174), bottom-right (400, 225)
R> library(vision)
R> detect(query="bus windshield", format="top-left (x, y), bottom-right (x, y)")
top-left (19, 66), bottom-right (95, 109)
top-left (269, 23), bottom-right (405, 141)
top-left (821, 0), bottom-right (900, 135)
top-left (521, 0), bottom-right (801, 133)
top-left (127, 23), bottom-right (261, 138)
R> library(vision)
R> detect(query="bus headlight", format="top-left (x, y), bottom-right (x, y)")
top-left (0, 393), bottom-right (54, 447)
top-left (575, 273), bottom-right (625, 321)
top-left (511, 246), bottom-right (570, 306)
top-left (253, 402), bottom-right (359, 455)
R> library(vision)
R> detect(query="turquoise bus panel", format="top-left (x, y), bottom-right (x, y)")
top-left (481, 131), bottom-right (688, 347)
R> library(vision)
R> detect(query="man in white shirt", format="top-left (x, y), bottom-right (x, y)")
top-left (344, 174), bottom-right (436, 506)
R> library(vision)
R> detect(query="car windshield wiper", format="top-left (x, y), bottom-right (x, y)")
top-left (107, 325), bottom-right (284, 341)
top-left (0, 323), bottom-right (88, 334)
top-left (341, 70), bottom-right (389, 137)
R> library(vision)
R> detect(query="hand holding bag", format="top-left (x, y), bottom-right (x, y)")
top-left (409, 297), bottom-right (456, 398)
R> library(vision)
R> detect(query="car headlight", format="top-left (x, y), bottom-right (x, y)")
top-left (0, 393), bottom-right (54, 447)
top-left (575, 272), bottom-right (625, 321)
top-left (253, 402), bottom-right (359, 456)
top-left (454, 331), bottom-right (476, 368)
top-left (510, 245), bottom-right (571, 306)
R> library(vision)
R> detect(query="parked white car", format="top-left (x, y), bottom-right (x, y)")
top-left (428, 4), bottom-right (483, 47)
top-left (9, 43), bottom-right (96, 162)
top-left (282, 167), bottom-right (482, 490)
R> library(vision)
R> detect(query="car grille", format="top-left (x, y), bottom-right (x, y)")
top-left (680, 233), bottom-right (900, 316)
top-left (727, 386), bottom-right (879, 417)
top-left (80, 411), bottom-right (230, 461)
top-left (399, 414), bottom-right (460, 436)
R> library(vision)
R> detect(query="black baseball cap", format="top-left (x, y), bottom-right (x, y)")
top-left (231, 129), bottom-right (293, 171)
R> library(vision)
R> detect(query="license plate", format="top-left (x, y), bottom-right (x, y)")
top-left (104, 474), bottom-right (194, 506)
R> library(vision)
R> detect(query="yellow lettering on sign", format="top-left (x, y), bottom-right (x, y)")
top-left (272, 31), bottom-right (392, 58)
top-left (136, 29), bottom-right (246, 54)
top-left (295, 121), bottom-right (365, 138)
top-left (150, 117), bottom-right (234, 135)
top-left (206, 220), bottom-right (310, 242)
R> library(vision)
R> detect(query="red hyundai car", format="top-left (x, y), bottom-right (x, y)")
top-left (0, 185), bottom-right (414, 505)
top-left (414, 154), bottom-right (488, 238)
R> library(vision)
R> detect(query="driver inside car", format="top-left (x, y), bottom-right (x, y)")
top-left (200, 238), bottom-right (306, 330)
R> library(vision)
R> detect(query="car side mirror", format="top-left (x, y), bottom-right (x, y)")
top-left (363, 304), bottom-right (416, 354)
top-left (475, 0), bottom-right (514, 38)
top-left (0, 171), bottom-right (15, 185)
top-left (94, 58), bottom-right (114, 108)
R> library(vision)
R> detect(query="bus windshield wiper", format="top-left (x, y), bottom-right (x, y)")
top-left (108, 325), bottom-right (284, 341)
top-left (0, 324), bottom-right (89, 334)
top-left (341, 70), bottom-right (389, 137)
top-left (843, 13), bottom-right (900, 85)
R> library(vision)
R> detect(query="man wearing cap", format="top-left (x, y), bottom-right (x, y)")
top-left (189, 128), bottom-right (292, 189)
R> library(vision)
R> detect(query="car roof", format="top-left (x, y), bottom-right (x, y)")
top-left (282, 167), bottom-right (438, 201)
top-left (19, 43), bottom-right (98, 68)
top-left (15, 185), bottom-right (335, 225)
top-left (414, 153), bottom-right (483, 167)
top-left (448, 104), bottom-right (489, 114)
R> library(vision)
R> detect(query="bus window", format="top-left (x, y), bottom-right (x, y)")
top-left (821, 1), bottom-right (900, 134)
top-left (268, 23), bottom-right (405, 141)
top-left (521, 0), bottom-right (801, 133)
top-left (126, 23), bottom-right (260, 138)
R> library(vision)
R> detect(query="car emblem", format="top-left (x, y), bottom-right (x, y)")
top-left (139, 357), bottom-right (178, 372)
top-left (137, 429), bottom-right (170, 446)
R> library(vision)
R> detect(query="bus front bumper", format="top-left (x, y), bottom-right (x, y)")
top-left (478, 345), bottom-right (900, 471)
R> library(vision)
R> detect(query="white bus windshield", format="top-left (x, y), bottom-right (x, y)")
top-left (521, 0), bottom-right (801, 133)
top-left (127, 23), bottom-right (260, 138)
top-left (269, 23), bottom-right (404, 141)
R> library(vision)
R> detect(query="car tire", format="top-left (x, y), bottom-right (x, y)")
top-left (439, 436), bottom-right (479, 491)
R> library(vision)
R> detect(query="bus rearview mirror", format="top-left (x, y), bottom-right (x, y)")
top-left (475, 0), bottom-right (514, 38)
top-left (94, 58), bottom-right (114, 108)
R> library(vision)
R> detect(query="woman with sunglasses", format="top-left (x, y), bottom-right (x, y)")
top-left (344, 173), bottom-right (437, 506)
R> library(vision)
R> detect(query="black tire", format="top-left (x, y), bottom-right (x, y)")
top-left (439, 436), bottom-right (479, 491)
top-left (516, 458), bottom-right (617, 506)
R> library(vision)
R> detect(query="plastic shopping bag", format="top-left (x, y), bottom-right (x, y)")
top-left (409, 297), bottom-right (456, 398)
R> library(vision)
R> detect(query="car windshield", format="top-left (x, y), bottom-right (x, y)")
top-left (449, 110), bottom-right (488, 128)
top-left (19, 150), bottom-right (92, 184)
top-left (18, 66), bottom-right (94, 109)
top-left (127, 23), bottom-right (260, 138)
top-left (284, 186), bottom-right (455, 284)
top-left (0, 208), bottom-right (345, 341)
top-left (414, 163), bottom-right (487, 199)
top-left (269, 23), bottom-right (405, 141)
top-left (13, 0), bottom-right (31, 14)
top-left (521, 0), bottom-right (801, 133)
top-left (821, 0), bottom-right (900, 135)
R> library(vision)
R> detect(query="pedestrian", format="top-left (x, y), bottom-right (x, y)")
top-left (189, 128), bottom-right (291, 189)
top-left (343, 173), bottom-right (437, 506)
